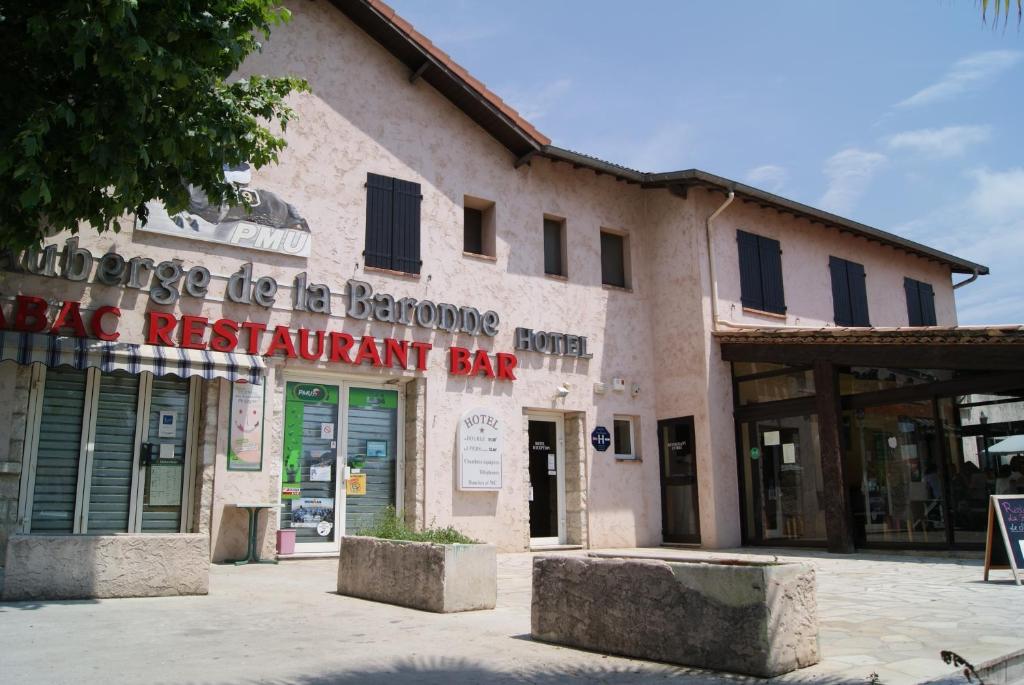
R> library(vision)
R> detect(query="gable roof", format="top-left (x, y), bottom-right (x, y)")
top-left (331, 0), bottom-right (988, 277)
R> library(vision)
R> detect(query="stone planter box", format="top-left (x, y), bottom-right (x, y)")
top-left (531, 554), bottom-right (819, 678)
top-left (2, 533), bottom-right (210, 601)
top-left (337, 535), bottom-right (496, 613)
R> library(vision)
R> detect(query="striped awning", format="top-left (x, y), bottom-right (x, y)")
top-left (0, 332), bottom-right (266, 385)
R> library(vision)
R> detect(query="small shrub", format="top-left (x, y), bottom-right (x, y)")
top-left (359, 506), bottom-right (477, 544)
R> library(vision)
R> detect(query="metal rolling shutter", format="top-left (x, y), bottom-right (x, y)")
top-left (87, 372), bottom-right (140, 533)
top-left (30, 367), bottom-right (87, 533)
top-left (364, 173), bottom-right (394, 270)
top-left (287, 401), bottom-right (339, 543)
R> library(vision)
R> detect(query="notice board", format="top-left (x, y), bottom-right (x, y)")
top-left (983, 494), bottom-right (1024, 586)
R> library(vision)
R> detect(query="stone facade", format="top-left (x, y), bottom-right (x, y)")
top-left (2, 533), bottom-right (210, 600)
top-left (531, 554), bottom-right (820, 678)
top-left (337, 535), bottom-right (497, 612)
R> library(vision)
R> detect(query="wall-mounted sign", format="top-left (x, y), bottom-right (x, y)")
top-left (228, 382), bottom-right (264, 471)
top-left (514, 327), bottom-right (592, 359)
top-left (346, 473), bottom-right (367, 496)
top-left (591, 426), bottom-right (611, 452)
top-left (458, 408), bottom-right (502, 491)
top-left (291, 497), bottom-right (334, 527)
top-left (158, 411), bottom-right (177, 438)
top-left (137, 163), bottom-right (313, 258)
top-left (148, 463), bottom-right (183, 506)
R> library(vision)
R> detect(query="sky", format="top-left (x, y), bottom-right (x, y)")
top-left (387, 0), bottom-right (1024, 324)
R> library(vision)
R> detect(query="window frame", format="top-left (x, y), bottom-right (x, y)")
top-left (613, 415), bottom-right (638, 461)
top-left (600, 229), bottom-right (631, 289)
top-left (17, 367), bottom-right (200, 535)
top-left (543, 215), bottom-right (567, 278)
top-left (463, 195), bottom-right (496, 259)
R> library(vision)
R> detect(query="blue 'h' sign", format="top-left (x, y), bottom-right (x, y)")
top-left (591, 426), bottom-right (611, 452)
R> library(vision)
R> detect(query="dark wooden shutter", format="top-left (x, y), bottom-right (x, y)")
top-left (829, 256), bottom-right (853, 325)
top-left (919, 281), bottom-right (936, 325)
top-left (905, 277), bottom-right (923, 326)
top-left (737, 230), bottom-right (764, 310)
top-left (364, 173), bottom-right (394, 270)
top-left (391, 178), bottom-right (422, 274)
top-left (759, 236), bottom-right (786, 314)
top-left (848, 260), bottom-right (870, 326)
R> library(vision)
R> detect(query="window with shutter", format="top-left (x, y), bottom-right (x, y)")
top-left (904, 278), bottom-right (937, 326)
top-left (737, 230), bottom-right (786, 314)
top-left (364, 173), bottom-right (422, 274)
top-left (600, 231), bottom-right (627, 288)
top-left (829, 256), bottom-right (870, 326)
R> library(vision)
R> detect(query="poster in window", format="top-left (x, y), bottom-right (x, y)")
top-left (366, 440), bottom-right (388, 458)
top-left (148, 463), bottom-right (183, 506)
top-left (228, 382), bottom-right (265, 471)
top-left (290, 497), bottom-right (334, 528)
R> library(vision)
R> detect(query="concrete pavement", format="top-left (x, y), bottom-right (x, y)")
top-left (0, 548), bottom-right (1020, 684)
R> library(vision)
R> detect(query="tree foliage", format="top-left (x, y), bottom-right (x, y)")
top-left (982, 0), bottom-right (1023, 27)
top-left (0, 1), bottom-right (309, 250)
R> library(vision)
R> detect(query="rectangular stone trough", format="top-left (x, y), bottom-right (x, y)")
top-left (531, 554), bottom-right (820, 678)
top-left (2, 533), bottom-right (210, 601)
top-left (337, 535), bottom-right (496, 613)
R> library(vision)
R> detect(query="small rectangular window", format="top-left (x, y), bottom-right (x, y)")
top-left (601, 231), bottom-right (629, 288)
top-left (829, 256), bottom-right (870, 326)
top-left (543, 217), bottom-right (566, 277)
top-left (737, 229), bottom-right (786, 315)
top-left (365, 172), bottom-right (422, 275)
top-left (904, 277), bottom-right (937, 326)
top-left (463, 196), bottom-right (495, 258)
top-left (613, 416), bottom-right (637, 460)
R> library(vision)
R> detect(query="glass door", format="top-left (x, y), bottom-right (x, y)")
top-left (280, 382), bottom-right (341, 552)
top-left (527, 416), bottom-right (565, 546)
top-left (343, 387), bottom-right (399, 534)
top-left (658, 416), bottom-right (701, 544)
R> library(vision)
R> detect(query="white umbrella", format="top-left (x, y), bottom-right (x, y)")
top-left (988, 435), bottom-right (1024, 454)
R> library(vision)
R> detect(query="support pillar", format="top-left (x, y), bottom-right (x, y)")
top-left (813, 360), bottom-right (855, 553)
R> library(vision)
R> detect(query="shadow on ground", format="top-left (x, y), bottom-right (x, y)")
top-left (258, 656), bottom-right (877, 685)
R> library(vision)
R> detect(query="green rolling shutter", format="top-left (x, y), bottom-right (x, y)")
top-left (87, 372), bottom-right (140, 534)
top-left (345, 390), bottom-right (398, 534)
top-left (31, 367), bottom-right (88, 533)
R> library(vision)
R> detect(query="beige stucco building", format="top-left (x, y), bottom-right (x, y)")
top-left (3, 1), bottom-right (1024, 594)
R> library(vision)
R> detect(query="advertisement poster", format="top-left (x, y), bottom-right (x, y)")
top-left (136, 163), bottom-right (313, 258)
top-left (366, 440), bottom-right (388, 458)
top-left (348, 387), bottom-right (398, 411)
top-left (282, 383), bottom-right (339, 499)
top-left (228, 382), bottom-right (264, 471)
top-left (290, 497), bottom-right (334, 529)
top-left (346, 473), bottom-right (367, 496)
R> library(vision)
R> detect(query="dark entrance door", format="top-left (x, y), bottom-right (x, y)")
top-left (658, 416), bottom-right (701, 543)
top-left (528, 419), bottom-right (559, 541)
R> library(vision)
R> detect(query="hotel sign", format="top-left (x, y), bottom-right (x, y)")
top-left (458, 408), bottom-right (502, 491)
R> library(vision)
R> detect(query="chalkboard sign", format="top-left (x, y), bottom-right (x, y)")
top-left (983, 495), bottom-right (1024, 586)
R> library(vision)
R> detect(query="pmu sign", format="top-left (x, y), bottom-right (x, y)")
top-left (591, 426), bottom-right (611, 452)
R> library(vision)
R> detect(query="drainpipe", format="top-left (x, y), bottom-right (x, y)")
top-left (952, 269), bottom-right (979, 290)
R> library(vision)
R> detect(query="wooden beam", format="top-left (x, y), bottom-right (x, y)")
top-left (408, 61), bottom-right (430, 84)
top-left (720, 342), bottom-right (1024, 371)
top-left (514, 150), bottom-right (536, 169)
top-left (814, 361), bottom-right (855, 554)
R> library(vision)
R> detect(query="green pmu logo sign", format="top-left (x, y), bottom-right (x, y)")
top-left (292, 384), bottom-right (329, 402)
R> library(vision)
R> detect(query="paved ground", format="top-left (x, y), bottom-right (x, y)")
top-left (0, 548), bottom-right (1020, 684)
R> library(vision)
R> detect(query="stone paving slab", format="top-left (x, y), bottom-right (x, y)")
top-left (0, 547), bottom-right (1019, 684)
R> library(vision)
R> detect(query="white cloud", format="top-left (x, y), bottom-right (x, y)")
top-left (885, 125), bottom-right (991, 158)
top-left (745, 165), bottom-right (789, 193)
top-left (501, 78), bottom-right (572, 122)
top-left (895, 167), bottom-right (1024, 324)
top-left (896, 50), bottom-right (1022, 108)
top-left (818, 148), bottom-right (887, 215)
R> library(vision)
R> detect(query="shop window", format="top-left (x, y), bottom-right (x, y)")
top-left (904, 277), bottom-right (937, 326)
top-left (21, 367), bottom-right (195, 535)
top-left (601, 230), bottom-right (630, 289)
top-left (737, 229), bottom-right (786, 315)
top-left (364, 172), bottom-right (422, 275)
top-left (463, 196), bottom-right (495, 258)
top-left (544, 216), bottom-right (567, 277)
top-left (839, 367), bottom-right (952, 396)
top-left (613, 416), bottom-right (638, 460)
top-left (736, 369), bottom-right (815, 406)
top-left (829, 256), bottom-right (870, 326)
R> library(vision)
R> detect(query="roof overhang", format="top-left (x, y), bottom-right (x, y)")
top-left (716, 326), bottom-right (1024, 371)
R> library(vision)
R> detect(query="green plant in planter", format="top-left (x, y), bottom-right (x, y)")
top-left (359, 506), bottom-right (477, 545)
